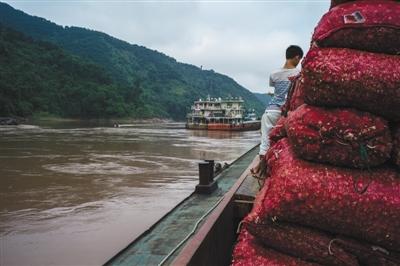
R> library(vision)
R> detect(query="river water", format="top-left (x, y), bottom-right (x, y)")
top-left (0, 121), bottom-right (259, 266)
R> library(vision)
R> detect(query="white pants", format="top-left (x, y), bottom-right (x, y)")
top-left (259, 110), bottom-right (281, 156)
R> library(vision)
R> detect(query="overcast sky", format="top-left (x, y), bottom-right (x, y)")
top-left (4, 0), bottom-right (329, 93)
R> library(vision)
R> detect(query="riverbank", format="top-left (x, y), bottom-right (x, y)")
top-left (1, 114), bottom-right (177, 128)
top-left (26, 114), bottom-right (177, 125)
top-left (0, 117), bottom-right (20, 125)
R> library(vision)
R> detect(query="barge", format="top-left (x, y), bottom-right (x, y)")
top-left (105, 144), bottom-right (260, 265)
top-left (186, 97), bottom-right (260, 131)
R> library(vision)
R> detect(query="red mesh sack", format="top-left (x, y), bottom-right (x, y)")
top-left (269, 116), bottom-right (287, 145)
top-left (330, 0), bottom-right (399, 9)
top-left (285, 104), bottom-right (392, 168)
top-left (302, 48), bottom-right (400, 121)
top-left (393, 124), bottom-right (400, 167)
top-left (245, 220), bottom-right (400, 266)
top-left (248, 138), bottom-right (400, 251)
top-left (245, 183), bottom-right (400, 265)
top-left (245, 221), bottom-right (358, 266)
top-left (232, 228), bottom-right (318, 266)
top-left (315, 1), bottom-right (400, 54)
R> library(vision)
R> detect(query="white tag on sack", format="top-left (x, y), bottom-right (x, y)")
top-left (343, 11), bottom-right (365, 24)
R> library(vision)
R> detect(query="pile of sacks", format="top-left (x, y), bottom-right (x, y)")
top-left (232, 1), bottom-right (400, 265)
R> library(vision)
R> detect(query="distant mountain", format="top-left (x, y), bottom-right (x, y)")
top-left (253, 93), bottom-right (272, 107)
top-left (0, 25), bottom-right (133, 118)
top-left (0, 2), bottom-right (265, 120)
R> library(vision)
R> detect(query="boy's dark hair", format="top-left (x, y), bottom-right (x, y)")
top-left (286, 45), bottom-right (304, 59)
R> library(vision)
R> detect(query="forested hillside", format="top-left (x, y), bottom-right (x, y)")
top-left (0, 2), bottom-right (265, 120)
top-left (0, 25), bottom-right (134, 118)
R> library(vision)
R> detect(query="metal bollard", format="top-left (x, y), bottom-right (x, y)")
top-left (195, 160), bottom-right (218, 194)
top-left (198, 162), bottom-right (212, 185)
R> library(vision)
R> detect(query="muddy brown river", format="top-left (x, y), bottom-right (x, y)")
top-left (0, 121), bottom-right (259, 266)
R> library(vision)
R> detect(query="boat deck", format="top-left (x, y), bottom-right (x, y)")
top-left (105, 145), bottom-right (259, 266)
